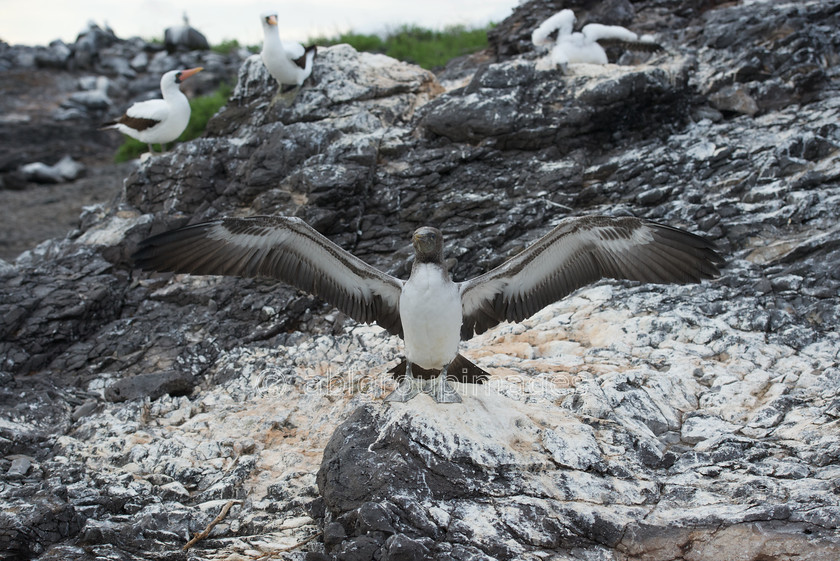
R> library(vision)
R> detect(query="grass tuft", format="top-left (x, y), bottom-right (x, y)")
top-left (309, 23), bottom-right (492, 70)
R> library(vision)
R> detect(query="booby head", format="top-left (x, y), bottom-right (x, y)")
top-left (412, 227), bottom-right (444, 263)
top-left (262, 13), bottom-right (279, 30)
top-left (174, 66), bottom-right (203, 84)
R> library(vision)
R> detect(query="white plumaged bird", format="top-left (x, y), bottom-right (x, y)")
top-left (133, 215), bottom-right (723, 403)
top-left (100, 67), bottom-right (203, 154)
top-left (260, 12), bottom-right (317, 101)
top-left (532, 9), bottom-right (661, 67)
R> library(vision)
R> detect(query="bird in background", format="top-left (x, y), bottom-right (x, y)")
top-left (260, 12), bottom-right (317, 106)
top-left (133, 215), bottom-right (724, 404)
top-left (164, 13), bottom-right (210, 52)
top-left (532, 9), bottom-right (662, 67)
top-left (100, 67), bottom-right (203, 155)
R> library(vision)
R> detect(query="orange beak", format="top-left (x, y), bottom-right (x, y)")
top-left (180, 67), bottom-right (204, 81)
top-left (267, 14), bottom-right (278, 26)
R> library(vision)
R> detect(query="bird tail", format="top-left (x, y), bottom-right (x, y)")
top-left (293, 45), bottom-right (318, 70)
top-left (389, 353), bottom-right (490, 384)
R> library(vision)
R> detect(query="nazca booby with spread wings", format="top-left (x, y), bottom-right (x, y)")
top-left (133, 215), bottom-right (723, 403)
top-left (100, 67), bottom-right (203, 154)
top-left (532, 9), bottom-right (662, 66)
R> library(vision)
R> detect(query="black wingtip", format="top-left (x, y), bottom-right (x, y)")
top-left (130, 221), bottom-right (211, 273)
top-left (648, 221), bottom-right (726, 274)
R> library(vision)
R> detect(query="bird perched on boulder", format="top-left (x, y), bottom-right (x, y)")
top-left (260, 12), bottom-right (317, 105)
top-left (133, 215), bottom-right (723, 404)
top-left (100, 67), bottom-right (203, 154)
top-left (532, 9), bottom-right (662, 67)
top-left (164, 13), bottom-right (210, 52)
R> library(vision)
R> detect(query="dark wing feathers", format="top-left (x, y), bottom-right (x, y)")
top-left (597, 38), bottom-right (665, 53)
top-left (101, 114), bottom-right (161, 132)
top-left (293, 45), bottom-right (317, 69)
top-left (133, 216), bottom-right (405, 336)
top-left (459, 216), bottom-right (723, 339)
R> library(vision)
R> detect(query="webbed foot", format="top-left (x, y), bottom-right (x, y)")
top-left (427, 365), bottom-right (461, 403)
top-left (385, 361), bottom-right (421, 402)
top-left (385, 362), bottom-right (462, 403)
top-left (269, 86), bottom-right (299, 108)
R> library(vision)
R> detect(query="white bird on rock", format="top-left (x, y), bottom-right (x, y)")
top-left (532, 9), bottom-right (661, 67)
top-left (260, 12), bottom-right (317, 104)
top-left (100, 67), bottom-right (203, 154)
top-left (133, 215), bottom-right (724, 404)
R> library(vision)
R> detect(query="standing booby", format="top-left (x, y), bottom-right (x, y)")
top-left (532, 9), bottom-right (661, 67)
top-left (100, 67), bottom-right (203, 154)
top-left (133, 215), bottom-right (724, 403)
top-left (260, 12), bottom-right (317, 104)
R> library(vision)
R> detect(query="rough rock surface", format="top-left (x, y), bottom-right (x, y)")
top-left (2, 1), bottom-right (840, 560)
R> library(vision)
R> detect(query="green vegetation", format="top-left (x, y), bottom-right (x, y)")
top-left (112, 82), bottom-right (232, 162)
top-left (210, 39), bottom-right (260, 55)
top-left (309, 23), bottom-right (492, 70)
top-left (210, 38), bottom-right (241, 55)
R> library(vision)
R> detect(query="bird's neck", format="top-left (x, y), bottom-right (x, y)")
top-left (161, 82), bottom-right (185, 101)
top-left (413, 251), bottom-right (445, 266)
top-left (263, 27), bottom-right (282, 49)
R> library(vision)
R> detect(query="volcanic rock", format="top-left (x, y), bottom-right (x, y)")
top-left (1, 0), bottom-right (839, 559)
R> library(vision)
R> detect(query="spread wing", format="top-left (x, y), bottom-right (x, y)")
top-left (581, 23), bottom-right (639, 43)
top-left (133, 215), bottom-right (405, 336)
top-left (458, 216), bottom-right (724, 339)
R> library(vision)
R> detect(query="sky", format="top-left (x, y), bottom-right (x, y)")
top-left (0, 0), bottom-right (521, 47)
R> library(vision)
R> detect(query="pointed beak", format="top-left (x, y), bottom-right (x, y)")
top-left (267, 14), bottom-right (278, 26)
top-left (179, 67), bottom-right (203, 81)
top-left (412, 230), bottom-right (434, 250)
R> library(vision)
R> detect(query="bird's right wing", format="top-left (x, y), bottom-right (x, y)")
top-left (532, 10), bottom-right (576, 47)
top-left (133, 216), bottom-right (405, 336)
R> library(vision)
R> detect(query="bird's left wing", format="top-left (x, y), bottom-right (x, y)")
top-left (125, 99), bottom-right (170, 123)
top-left (282, 41), bottom-right (305, 60)
top-left (581, 23), bottom-right (638, 43)
top-left (583, 24), bottom-right (664, 53)
top-left (458, 216), bottom-right (723, 339)
top-left (133, 216), bottom-right (405, 336)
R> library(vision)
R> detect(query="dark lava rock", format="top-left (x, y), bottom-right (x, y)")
top-left (104, 370), bottom-right (195, 402)
top-left (2, 1), bottom-right (840, 560)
